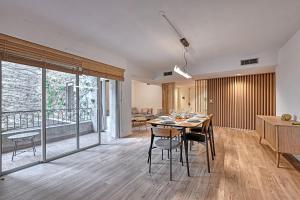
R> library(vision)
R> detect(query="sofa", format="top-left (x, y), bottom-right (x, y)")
top-left (132, 107), bottom-right (155, 120)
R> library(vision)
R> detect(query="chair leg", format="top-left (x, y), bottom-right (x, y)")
top-left (183, 134), bottom-right (190, 176)
top-left (180, 144), bottom-right (183, 166)
top-left (148, 133), bottom-right (154, 169)
top-left (190, 141), bottom-right (192, 151)
top-left (167, 150), bottom-right (169, 159)
top-left (12, 140), bottom-right (17, 161)
top-left (205, 134), bottom-right (210, 173)
top-left (170, 138), bottom-right (172, 181)
top-left (161, 149), bottom-right (164, 160)
top-left (32, 137), bottom-right (36, 156)
top-left (211, 128), bottom-right (216, 156)
top-left (208, 133), bottom-right (214, 160)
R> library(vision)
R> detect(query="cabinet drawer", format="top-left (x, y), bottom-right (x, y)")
top-left (278, 126), bottom-right (300, 154)
top-left (265, 122), bottom-right (277, 150)
top-left (256, 117), bottom-right (265, 138)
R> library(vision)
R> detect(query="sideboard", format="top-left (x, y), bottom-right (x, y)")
top-left (256, 115), bottom-right (300, 167)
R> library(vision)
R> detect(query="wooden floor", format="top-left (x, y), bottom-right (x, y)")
top-left (1, 127), bottom-right (300, 200)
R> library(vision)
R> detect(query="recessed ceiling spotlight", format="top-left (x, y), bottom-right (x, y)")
top-left (236, 74), bottom-right (242, 76)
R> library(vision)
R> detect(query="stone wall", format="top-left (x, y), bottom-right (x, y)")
top-left (2, 62), bottom-right (41, 112)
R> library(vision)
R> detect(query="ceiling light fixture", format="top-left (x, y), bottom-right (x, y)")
top-left (160, 11), bottom-right (192, 79)
top-left (174, 65), bottom-right (192, 79)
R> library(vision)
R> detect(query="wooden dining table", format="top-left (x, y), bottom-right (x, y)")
top-left (148, 117), bottom-right (208, 176)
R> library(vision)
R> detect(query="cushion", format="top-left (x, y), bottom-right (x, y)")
top-left (132, 107), bottom-right (139, 114)
top-left (141, 108), bottom-right (148, 114)
top-left (155, 139), bottom-right (180, 150)
top-left (186, 133), bottom-right (206, 142)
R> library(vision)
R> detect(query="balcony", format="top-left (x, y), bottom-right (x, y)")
top-left (1, 108), bottom-right (110, 172)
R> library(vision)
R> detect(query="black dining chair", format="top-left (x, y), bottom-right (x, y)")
top-left (189, 114), bottom-right (216, 158)
top-left (148, 127), bottom-right (183, 181)
top-left (185, 117), bottom-right (213, 173)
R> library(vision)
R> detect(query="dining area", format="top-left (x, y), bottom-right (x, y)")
top-left (147, 113), bottom-right (215, 181)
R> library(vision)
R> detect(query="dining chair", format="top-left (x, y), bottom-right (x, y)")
top-left (208, 114), bottom-right (216, 157)
top-left (186, 118), bottom-right (212, 173)
top-left (189, 114), bottom-right (216, 158)
top-left (148, 127), bottom-right (183, 181)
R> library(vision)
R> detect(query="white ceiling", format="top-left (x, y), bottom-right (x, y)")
top-left (1, 0), bottom-right (300, 73)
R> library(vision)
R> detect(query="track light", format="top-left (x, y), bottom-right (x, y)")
top-left (174, 65), bottom-right (192, 79)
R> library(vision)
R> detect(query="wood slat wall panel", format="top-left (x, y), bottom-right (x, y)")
top-left (195, 80), bottom-right (207, 114)
top-left (0, 34), bottom-right (125, 80)
top-left (206, 73), bottom-right (275, 130)
top-left (162, 82), bottom-right (175, 115)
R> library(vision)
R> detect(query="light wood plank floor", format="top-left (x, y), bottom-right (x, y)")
top-left (1, 127), bottom-right (300, 200)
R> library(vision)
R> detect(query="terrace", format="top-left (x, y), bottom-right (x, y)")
top-left (1, 108), bottom-right (114, 171)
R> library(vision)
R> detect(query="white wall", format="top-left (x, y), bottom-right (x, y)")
top-left (154, 49), bottom-right (278, 82)
top-left (131, 80), bottom-right (162, 114)
top-left (277, 29), bottom-right (300, 121)
top-left (0, 9), bottom-right (155, 138)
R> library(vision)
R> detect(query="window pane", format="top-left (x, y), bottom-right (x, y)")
top-left (45, 70), bottom-right (76, 158)
top-left (79, 75), bottom-right (99, 148)
top-left (1, 61), bottom-right (41, 171)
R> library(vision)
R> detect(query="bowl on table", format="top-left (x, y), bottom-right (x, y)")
top-left (160, 120), bottom-right (176, 124)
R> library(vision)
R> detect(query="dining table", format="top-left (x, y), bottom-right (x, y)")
top-left (148, 116), bottom-right (208, 177)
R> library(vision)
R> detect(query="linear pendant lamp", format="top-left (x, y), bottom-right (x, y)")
top-left (160, 11), bottom-right (192, 79)
top-left (174, 65), bottom-right (192, 79)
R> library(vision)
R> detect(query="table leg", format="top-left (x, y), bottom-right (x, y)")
top-left (259, 136), bottom-right (262, 144)
top-left (183, 128), bottom-right (190, 176)
top-left (276, 152), bottom-right (281, 168)
top-left (12, 140), bottom-right (17, 161)
top-left (31, 137), bottom-right (36, 156)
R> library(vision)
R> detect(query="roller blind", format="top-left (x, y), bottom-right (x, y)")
top-left (0, 34), bottom-right (125, 80)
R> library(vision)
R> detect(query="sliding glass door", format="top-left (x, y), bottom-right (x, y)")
top-left (1, 61), bottom-right (42, 172)
top-left (45, 70), bottom-right (77, 159)
top-left (0, 61), bottom-right (119, 174)
top-left (79, 75), bottom-right (99, 148)
top-left (100, 79), bottom-right (118, 144)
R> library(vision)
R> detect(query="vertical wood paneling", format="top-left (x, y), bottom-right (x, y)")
top-left (162, 82), bottom-right (175, 114)
top-left (205, 73), bottom-right (275, 130)
top-left (195, 80), bottom-right (207, 114)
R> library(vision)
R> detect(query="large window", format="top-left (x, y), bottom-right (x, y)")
top-left (1, 61), bottom-right (42, 171)
top-left (79, 75), bottom-right (99, 148)
top-left (45, 70), bottom-right (77, 159)
top-left (0, 61), bottom-right (119, 174)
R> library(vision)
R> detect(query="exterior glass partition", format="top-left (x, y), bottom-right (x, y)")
top-left (79, 75), bottom-right (99, 148)
top-left (45, 70), bottom-right (77, 159)
top-left (0, 60), bottom-right (119, 175)
top-left (1, 61), bottom-right (42, 172)
top-left (100, 79), bottom-right (118, 144)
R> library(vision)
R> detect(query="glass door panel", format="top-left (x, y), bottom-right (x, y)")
top-left (100, 79), bottom-right (117, 144)
top-left (79, 75), bottom-right (99, 148)
top-left (1, 61), bottom-right (42, 171)
top-left (45, 70), bottom-right (76, 159)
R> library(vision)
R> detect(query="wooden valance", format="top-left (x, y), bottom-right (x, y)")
top-left (0, 33), bottom-right (125, 80)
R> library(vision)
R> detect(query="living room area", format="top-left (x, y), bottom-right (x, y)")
top-left (131, 80), bottom-right (162, 131)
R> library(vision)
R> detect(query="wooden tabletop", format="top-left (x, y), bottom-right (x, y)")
top-left (257, 115), bottom-right (300, 127)
top-left (148, 117), bottom-right (207, 128)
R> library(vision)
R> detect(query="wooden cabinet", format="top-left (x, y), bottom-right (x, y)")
top-left (256, 115), bottom-right (300, 167)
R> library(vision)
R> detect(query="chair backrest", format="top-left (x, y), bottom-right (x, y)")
top-left (208, 114), bottom-right (214, 126)
top-left (134, 116), bottom-right (147, 121)
top-left (151, 127), bottom-right (181, 138)
top-left (202, 118), bottom-right (211, 134)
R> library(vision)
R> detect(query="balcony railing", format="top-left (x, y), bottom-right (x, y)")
top-left (1, 108), bottom-right (92, 132)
